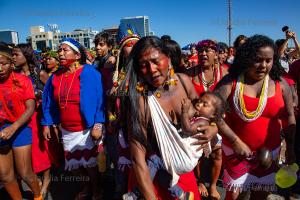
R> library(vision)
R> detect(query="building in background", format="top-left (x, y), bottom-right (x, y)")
top-left (53, 28), bottom-right (98, 50)
top-left (28, 25), bottom-right (98, 51)
top-left (102, 26), bottom-right (119, 46)
top-left (0, 30), bottom-right (19, 44)
top-left (30, 26), bottom-right (53, 50)
top-left (120, 16), bottom-right (150, 37)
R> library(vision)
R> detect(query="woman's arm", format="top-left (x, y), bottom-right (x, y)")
top-left (287, 32), bottom-right (300, 59)
top-left (0, 99), bottom-right (35, 140)
top-left (181, 98), bottom-right (199, 136)
top-left (130, 140), bottom-right (157, 200)
top-left (281, 79), bottom-right (296, 164)
top-left (214, 75), bottom-right (252, 157)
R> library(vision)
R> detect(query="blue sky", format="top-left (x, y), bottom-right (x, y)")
top-left (0, 0), bottom-right (299, 47)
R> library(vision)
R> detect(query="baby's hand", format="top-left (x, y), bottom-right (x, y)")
top-left (181, 98), bottom-right (191, 113)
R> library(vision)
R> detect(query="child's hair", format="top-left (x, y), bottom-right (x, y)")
top-left (194, 91), bottom-right (226, 122)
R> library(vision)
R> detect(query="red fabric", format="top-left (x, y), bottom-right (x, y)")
top-left (31, 109), bottom-right (63, 173)
top-left (288, 59), bottom-right (300, 83)
top-left (53, 68), bottom-right (85, 132)
top-left (192, 66), bottom-right (223, 95)
top-left (282, 72), bottom-right (295, 86)
top-left (65, 145), bottom-right (98, 161)
top-left (222, 63), bottom-right (230, 69)
top-left (46, 128), bottom-right (64, 167)
top-left (223, 152), bottom-right (279, 180)
top-left (31, 111), bottom-right (51, 173)
top-left (223, 80), bottom-right (286, 179)
top-left (188, 54), bottom-right (199, 66)
top-left (0, 72), bottom-right (35, 123)
top-left (288, 59), bottom-right (300, 111)
top-left (128, 169), bottom-right (200, 200)
top-left (224, 81), bottom-right (285, 151)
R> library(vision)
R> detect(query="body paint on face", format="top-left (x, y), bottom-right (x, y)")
top-left (60, 58), bottom-right (76, 67)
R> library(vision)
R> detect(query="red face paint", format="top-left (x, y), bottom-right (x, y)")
top-left (60, 58), bottom-right (76, 67)
top-left (125, 40), bottom-right (138, 47)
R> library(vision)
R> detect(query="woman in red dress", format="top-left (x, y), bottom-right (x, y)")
top-left (214, 35), bottom-right (296, 199)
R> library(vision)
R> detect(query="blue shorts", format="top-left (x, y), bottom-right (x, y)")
top-left (0, 123), bottom-right (32, 147)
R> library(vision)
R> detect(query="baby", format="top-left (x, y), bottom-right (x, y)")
top-left (181, 91), bottom-right (225, 136)
top-left (123, 92), bottom-right (225, 200)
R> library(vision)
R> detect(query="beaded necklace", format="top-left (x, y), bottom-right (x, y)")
top-left (136, 68), bottom-right (178, 98)
top-left (233, 74), bottom-right (269, 122)
top-left (199, 64), bottom-right (220, 91)
top-left (58, 66), bottom-right (80, 109)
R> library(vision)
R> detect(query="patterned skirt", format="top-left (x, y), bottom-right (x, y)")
top-left (222, 144), bottom-right (280, 192)
top-left (61, 128), bottom-right (98, 171)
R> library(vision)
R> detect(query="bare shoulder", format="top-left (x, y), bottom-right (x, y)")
top-left (176, 73), bottom-right (198, 99)
top-left (176, 73), bottom-right (192, 83)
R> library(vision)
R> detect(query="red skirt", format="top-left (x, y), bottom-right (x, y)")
top-left (31, 111), bottom-right (63, 173)
top-left (128, 168), bottom-right (201, 200)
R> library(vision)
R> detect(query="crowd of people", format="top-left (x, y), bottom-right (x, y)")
top-left (0, 23), bottom-right (300, 200)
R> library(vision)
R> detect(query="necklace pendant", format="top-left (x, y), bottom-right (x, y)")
top-left (155, 91), bottom-right (161, 98)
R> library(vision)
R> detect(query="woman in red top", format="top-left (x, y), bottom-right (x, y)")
top-left (0, 43), bottom-right (42, 200)
top-left (191, 40), bottom-right (228, 95)
top-left (191, 40), bottom-right (227, 200)
top-left (214, 35), bottom-right (296, 199)
top-left (12, 43), bottom-right (58, 197)
top-left (42, 38), bottom-right (105, 200)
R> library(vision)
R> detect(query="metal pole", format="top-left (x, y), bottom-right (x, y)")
top-left (228, 0), bottom-right (232, 46)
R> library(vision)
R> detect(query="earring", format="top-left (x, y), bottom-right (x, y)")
top-left (166, 62), bottom-right (177, 86)
top-left (74, 61), bottom-right (80, 69)
top-left (136, 81), bottom-right (145, 93)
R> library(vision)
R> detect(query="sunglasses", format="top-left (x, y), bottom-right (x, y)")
top-left (197, 47), bottom-right (216, 53)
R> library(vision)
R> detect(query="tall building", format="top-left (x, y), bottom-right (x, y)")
top-left (120, 16), bottom-right (150, 37)
top-left (0, 30), bottom-right (19, 44)
top-left (29, 25), bottom-right (98, 50)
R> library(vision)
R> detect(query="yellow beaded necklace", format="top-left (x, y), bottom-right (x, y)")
top-left (233, 73), bottom-right (269, 121)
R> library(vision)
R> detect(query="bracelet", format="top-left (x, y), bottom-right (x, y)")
top-left (210, 122), bottom-right (217, 126)
top-left (93, 123), bottom-right (104, 131)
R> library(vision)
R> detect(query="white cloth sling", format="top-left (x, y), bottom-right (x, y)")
top-left (148, 95), bottom-right (204, 186)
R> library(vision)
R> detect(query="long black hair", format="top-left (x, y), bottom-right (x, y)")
top-left (119, 36), bottom-right (170, 148)
top-left (229, 35), bottom-right (283, 81)
top-left (15, 43), bottom-right (44, 91)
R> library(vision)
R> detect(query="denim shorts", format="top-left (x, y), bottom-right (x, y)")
top-left (0, 123), bottom-right (32, 147)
